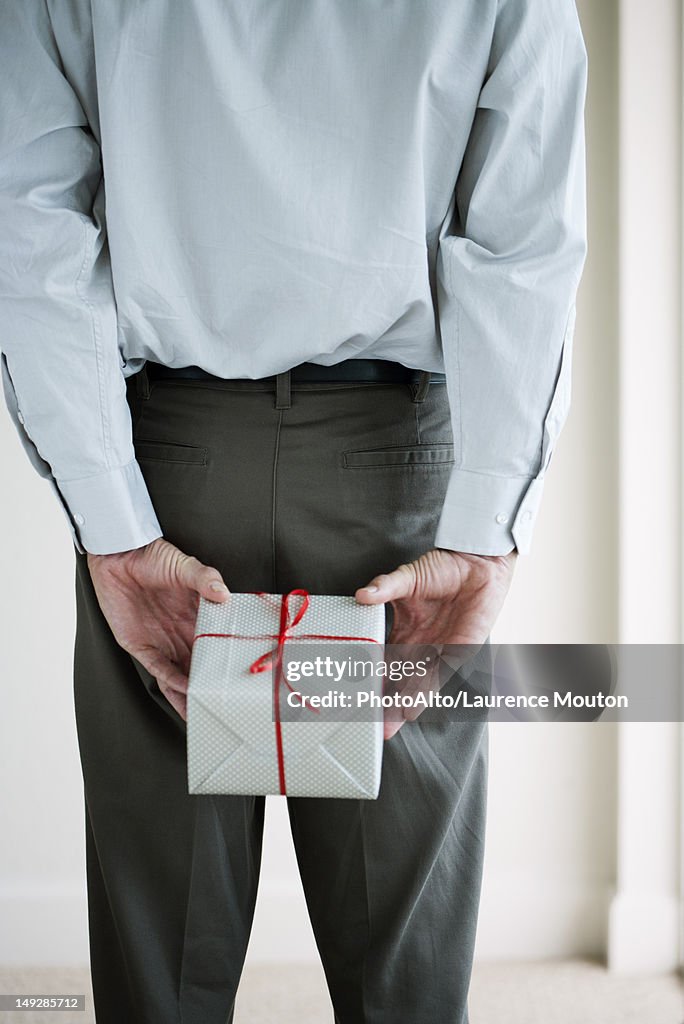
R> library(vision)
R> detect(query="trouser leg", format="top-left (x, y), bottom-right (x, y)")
top-left (273, 381), bottom-right (489, 1024)
top-left (287, 724), bottom-right (487, 1024)
top-left (74, 551), bottom-right (265, 1024)
top-left (73, 375), bottom-right (281, 1024)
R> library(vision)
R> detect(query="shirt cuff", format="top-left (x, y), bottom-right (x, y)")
top-left (55, 461), bottom-right (164, 555)
top-left (433, 468), bottom-right (546, 556)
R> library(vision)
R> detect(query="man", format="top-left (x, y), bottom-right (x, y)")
top-left (0, 1), bottom-right (587, 1022)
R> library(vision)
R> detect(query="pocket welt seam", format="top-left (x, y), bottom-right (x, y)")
top-left (343, 446), bottom-right (454, 469)
top-left (135, 440), bottom-right (208, 466)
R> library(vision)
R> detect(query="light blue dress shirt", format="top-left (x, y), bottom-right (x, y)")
top-left (0, 0), bottom-right (587, 556)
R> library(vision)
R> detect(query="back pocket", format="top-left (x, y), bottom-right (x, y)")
top-left (135, 439), bottom-right (208, 465)
top-left (343, 444), bottom-right (454, 469)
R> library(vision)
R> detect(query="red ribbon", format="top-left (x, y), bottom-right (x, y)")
top-left (193, 589), bottom-right (381, 794)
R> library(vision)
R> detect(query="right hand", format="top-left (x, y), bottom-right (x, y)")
top-left (86, 537), bottom-right (230, 719)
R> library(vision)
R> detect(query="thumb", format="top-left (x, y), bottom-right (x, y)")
top-left (176, 554), bottom-right (230, 603)
top-left (355, 563), bottom-right (416, 605)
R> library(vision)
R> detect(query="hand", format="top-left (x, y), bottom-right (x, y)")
top-left (355, 548), bottom-right (517, 739)
top-left (86, 537), bottom-right (229, 720)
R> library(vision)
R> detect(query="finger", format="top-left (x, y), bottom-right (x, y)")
top-left (355, 563), bottom-right (416, 605)
top-left (440, 642), bottom-right (484, 676)
top-left (163, 688), bottom-right (188, 722)
top-left (390, 678), bottom-right (430, 724)
top-left (169, 635), bottom-right (193, 678)
top-left (401, 644), bottom-right (444, 722)
top-left (143, 648), bottom-right (189, 700)
top-left (383, 715), bottom-right (405, 741)
top-left (176, 555), bottom-right (230, 603)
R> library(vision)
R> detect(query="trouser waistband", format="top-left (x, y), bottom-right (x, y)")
top-left (139, 358), bottom-right (446, 406)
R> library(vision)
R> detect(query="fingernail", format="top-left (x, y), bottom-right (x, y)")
top-left (210, 581), bottom-right (228, 593)
top-left (364, 585), bottom-right (379, 594)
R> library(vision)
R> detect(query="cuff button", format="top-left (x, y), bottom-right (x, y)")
top-left (74, 513), bottom-right (85, 526)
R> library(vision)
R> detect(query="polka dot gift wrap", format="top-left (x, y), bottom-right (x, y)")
top-left (187, 593), bottom-right (386, 799)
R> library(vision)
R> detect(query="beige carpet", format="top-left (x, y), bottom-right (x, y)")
top-left (0, 961), bottom-right (681, 1023)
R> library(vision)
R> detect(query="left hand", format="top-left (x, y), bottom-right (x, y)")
top-left (355, 548), bottom-right (517, 739)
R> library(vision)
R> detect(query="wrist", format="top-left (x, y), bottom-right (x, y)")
top-left (86, 536), bottom-right (165, 568)
top-left (435, 546), bottom-right (518, 564)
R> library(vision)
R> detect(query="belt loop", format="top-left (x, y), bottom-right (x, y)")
top-left (136, 362), bottom-right (151, 400)
top-left (275, 370), bottom-right (291, 410)
top-left (411, 370), bottom-right (431, 404)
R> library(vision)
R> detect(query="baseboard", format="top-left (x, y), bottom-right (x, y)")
top-left (246, 877), bottom-right (615, 964)
top-left (608, 890), bottom-right (682, 972)
top-left (0, 883), bottom-right (89, 966)
top-left (1, 879), bottom-right (648, 969)
top-left (475, 877), bottom-right (613, 961)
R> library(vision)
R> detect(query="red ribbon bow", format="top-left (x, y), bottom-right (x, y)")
top-left (193, 589), bottom-right (380, 794)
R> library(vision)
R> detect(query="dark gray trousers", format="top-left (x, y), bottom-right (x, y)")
top-left (73, 368), bottom-right (488, 1024)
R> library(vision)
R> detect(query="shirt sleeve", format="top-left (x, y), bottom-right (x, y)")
top-left (0, 1), bottom-right (163, 555)
top-left (433, 0), bottom-right (588, 556)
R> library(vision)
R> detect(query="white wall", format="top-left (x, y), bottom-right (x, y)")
top-left (0, 0), bottom-right (679, 971)
top-left (1, 441), bottom-right (87, 964)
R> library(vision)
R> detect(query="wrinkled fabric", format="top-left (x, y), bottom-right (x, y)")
top-left (0, 0), bottom-right (587, 555)
top-left (74, 372), bottom-right (489, 1023)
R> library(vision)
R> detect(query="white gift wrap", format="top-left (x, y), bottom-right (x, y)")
top-left (187, 593), bottom-right (386, 799)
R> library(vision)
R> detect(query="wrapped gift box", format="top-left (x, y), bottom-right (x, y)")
top-left (187, 591), bottom-right (386, 798)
